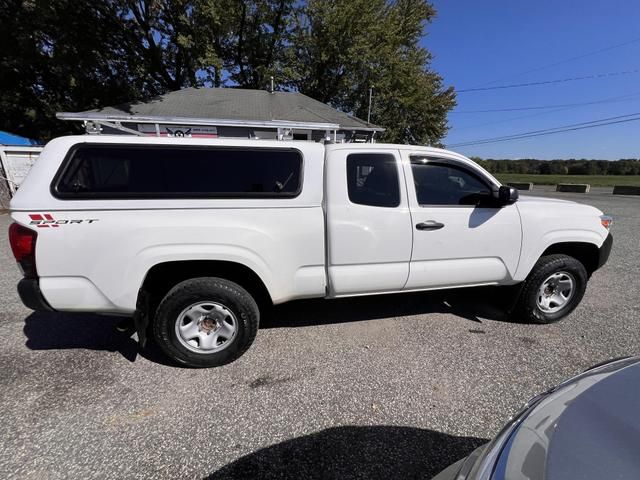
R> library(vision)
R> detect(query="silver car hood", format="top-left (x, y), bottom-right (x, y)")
top-left (492, 357), bottom-right (640, 480)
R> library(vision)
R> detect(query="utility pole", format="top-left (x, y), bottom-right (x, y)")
top-left (367, 86), bottom-right (374, 124)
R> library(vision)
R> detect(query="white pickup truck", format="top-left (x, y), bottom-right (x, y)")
top-left (9, 136), bottom-right (612, 367)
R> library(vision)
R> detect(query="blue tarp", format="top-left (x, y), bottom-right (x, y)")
top-left (0, 130), bottom-right (40, 145)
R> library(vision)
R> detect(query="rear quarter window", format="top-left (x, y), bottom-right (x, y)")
top-left (346, 153), bottom-right (400, 208)
top-left (52, 144), bottom-right (303, 199)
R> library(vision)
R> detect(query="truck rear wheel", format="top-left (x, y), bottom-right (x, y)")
top-left (153, 277), bottom-right (259, 367)
top-left (513, 254), bottom-right (588, 324)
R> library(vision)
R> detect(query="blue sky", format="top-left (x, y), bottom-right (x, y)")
top-left (425, 1), bottom-right (640, 159)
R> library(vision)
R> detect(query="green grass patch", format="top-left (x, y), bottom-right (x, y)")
top-left (495, 174), bottom-right (640, 187)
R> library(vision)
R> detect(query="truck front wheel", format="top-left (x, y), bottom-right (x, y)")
top-left (514, 254), bottom-right (588, 324)
top-left (153, 277), bottom-right (259, 367)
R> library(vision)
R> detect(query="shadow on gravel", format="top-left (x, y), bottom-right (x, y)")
top-left (22, 311), bottom-right (176, 366)
top-left (22, 286), bottom-right (514, 366)
top-left (205, 425), bottom-right (487, 480)
top-left (262, 286), bottom-right (515, 329)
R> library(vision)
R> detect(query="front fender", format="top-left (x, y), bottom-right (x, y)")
top-left (514, 229), bottom-right (605, 282)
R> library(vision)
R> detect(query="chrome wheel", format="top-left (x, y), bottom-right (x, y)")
top-left (536, 271), bottom-right (575, 313)
top-left (175, 301), bottom-right (238, 354)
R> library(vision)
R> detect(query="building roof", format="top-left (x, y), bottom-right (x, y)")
top-left (58, 87), bottom-right (383, 132)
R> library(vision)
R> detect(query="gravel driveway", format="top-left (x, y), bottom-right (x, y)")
top-left (1, 189), bottom-right (638, 479)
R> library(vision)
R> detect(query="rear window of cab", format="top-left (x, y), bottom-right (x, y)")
top-left (52, 144), bottom-right (303, 199)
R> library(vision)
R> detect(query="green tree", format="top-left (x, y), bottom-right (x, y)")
top-left (0, 0), bottom-right (455, 144)
top-left (470, 156), bottom-right (489, 170)
top-left (120, 0), bottom-right (296, 89)
top-left (0, 0), bottom-right (144, 139)
top-left (289, 0), bottom-right (455, 145)
top-left (226, 0), bottom-right (297, 88)
top-left (540, 161), bottom-right (568, 175)
top-left (113, 0), bottom-right (239, 91)
top-left (1, 0), bottom-right (256, 139)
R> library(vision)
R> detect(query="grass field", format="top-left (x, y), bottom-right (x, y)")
top-left (495, 174), bottom-right (640, 187)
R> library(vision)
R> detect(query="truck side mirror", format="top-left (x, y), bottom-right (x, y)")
top-left (497, 185), bottom-right (519, 206)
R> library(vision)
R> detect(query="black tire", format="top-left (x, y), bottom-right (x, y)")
top-left (153, 277), bottom-right (259, 367)
top-left (513, 254), bottom-right (588, 324)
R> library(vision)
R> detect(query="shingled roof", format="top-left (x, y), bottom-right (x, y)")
top-left (59, 87), bottom-right (383, 132)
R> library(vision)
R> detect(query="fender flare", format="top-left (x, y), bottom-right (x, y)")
top-left (514, 229), bottom-right (605, 282)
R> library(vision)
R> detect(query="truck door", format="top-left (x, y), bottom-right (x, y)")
top-left (402, 153), bottom-right (522, 289)
top-left (326, 148), bottom-right (413, 296)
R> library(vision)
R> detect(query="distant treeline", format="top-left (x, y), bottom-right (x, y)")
top-left (470, 158), bottom-right (640, 175)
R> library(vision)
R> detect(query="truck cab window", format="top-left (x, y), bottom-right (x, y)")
top-left (347, 153), bottom-right (400, 207)
top-left (411, 160), bottom-right (492, 206)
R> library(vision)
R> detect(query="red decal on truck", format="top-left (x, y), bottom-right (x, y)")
top-left (29, 214), bottom-right (58, 228)
top-left (28, 214), bottom-right (99, 227)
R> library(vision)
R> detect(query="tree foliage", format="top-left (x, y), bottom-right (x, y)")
top-left (0, 0), bottom-right (454, 143)
top-left (471, 157), bottom-right (640, 176)
top-left (288, 0), bottom-right (454, 145)
top-left (0, 1), bottom-right (142, 138)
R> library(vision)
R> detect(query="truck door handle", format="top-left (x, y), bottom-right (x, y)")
top-left (416, 221), bottom-right (444, 231)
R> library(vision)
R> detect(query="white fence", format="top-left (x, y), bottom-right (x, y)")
top-left (0, 145), bottom-right (43, 209)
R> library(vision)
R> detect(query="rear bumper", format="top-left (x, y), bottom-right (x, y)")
top-left (597, 233), bottom-right (613, 270)
top-left (17, 278), bottom-right (54, 312)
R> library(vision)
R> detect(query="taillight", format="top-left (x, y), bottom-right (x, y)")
top-left (8, 223), bottom-right (38, 278)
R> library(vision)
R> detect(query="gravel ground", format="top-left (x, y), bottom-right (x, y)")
top-left (1, 190), bottom-right (638, 479)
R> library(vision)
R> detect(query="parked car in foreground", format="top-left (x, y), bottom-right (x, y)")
top-left (9, 136), bottom-right (612, 367)
top-left (432, 356), bottom-right (640, 480)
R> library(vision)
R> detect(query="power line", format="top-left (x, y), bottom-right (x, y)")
top-left (450, 112), bottom-right (640, 146)
top-left (450, 117), bottom-right (640, 147)
top-left (451, 92), bottom-right (640, 113)
top-left (451, 106), bottom-right (572, 132)
top-left (451, 92), bottom-right (640, 131)
top-left (448, 112), bottom-right (640, 147)
top-left (449, 92), bottom-right (640, 131)
top-left (457, 69), bottom-right (640, 93)
top-left (467, 112), bottom-right (640, 139)
top-left (471, 36), bottom-right (640, 88)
